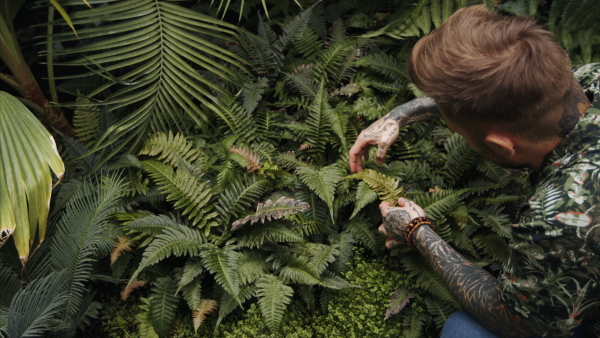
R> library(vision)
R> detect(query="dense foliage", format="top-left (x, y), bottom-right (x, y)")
top-left (1, 0), bottom-right (599, 337)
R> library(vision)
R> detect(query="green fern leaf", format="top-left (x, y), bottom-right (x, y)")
top-left (350, 181), bottom-right (378, 219)
top-left (408, 190), bottom-right (464, 221)
top-left (241, 77), bottom-right (268, 114)
top-left (237, 250), bottom-right (269, 285)
top-left (139, 131), bottom-right (200, 167)
top-left (401, 308), bottom-right (427, 338)
top-left (256, 275), bottom-right (294, 331)
top-left (274, 3), bottom-right (314, 51)
top-left (216, 284), bottom-right (257, 328)
top-left (149, 276), bottom-right (180, 338)
top-left (180, 275), bottom-right (202, 311)
top-left (425, 297), bottom-right (459, 329)
top-left (277, 255), bottom-right (322, 285)
top-left (200, 244), bottom-right (240, 302)
top-left (306, 243), bottom-right (339, 274)
top-left (216, 175), bottom-right (270, 225)
top-left (472, 234), bottom-right (510, 264)
top-left (444, 133), bottom-right (478, 185)
top-left (346, 216), bottom-right (381, 252)
top-left (177, 257), bottom-right (204, 294)
top-left (297, 163), bottom-right (344, 222)
top-left (136, 297), bottom-right (159, 338)
top-left (142, 160), bottom-right (217, 227)
top-left (329, 231), bottom-right (355, 273)
top-left (237, 222), bottom-right (305, 248)
top-left (472, 205), bottom-right (513, 239)
top-left (130, 225), bottom-right (206, 282)
top-left (346, 169), bottom-right (404, 202)
top-left (319, 270), bottom-right (357, 290)
top-left (122, 214), bottom-right (180, 235)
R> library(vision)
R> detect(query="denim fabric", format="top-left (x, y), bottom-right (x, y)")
top-left (440, 311), bottom-right (589, 338)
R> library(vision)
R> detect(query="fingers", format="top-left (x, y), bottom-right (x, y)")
top-left (375, 142), bottom-right (390, 165)
top-left (349, 142), bottom-right (369, 173)
top-left (378, 223), bottom-right (400, 249)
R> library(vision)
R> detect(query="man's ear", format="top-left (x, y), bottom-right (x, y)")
top-left (484, 133), bottom-right (516, 157)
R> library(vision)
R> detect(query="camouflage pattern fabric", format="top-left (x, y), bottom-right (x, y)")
top-left (498, 64), bottom-right (600, 337)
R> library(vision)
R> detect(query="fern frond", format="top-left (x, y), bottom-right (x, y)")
top-left (346, 216), bottom-right (381, 252)
top-left (277, 255), bottom-right (321, 285)
top-left (472, 234), bottom-right (510, 264)
top-left (111, 236), bottom-right (135, 265)
top-left (315, 39), bottom-right (357, 83)
top-left (216, 285), bottom-right (257, 328)
top-left (216, 175), bottom-right (270, 225)
top-left (136, 297), bottom-right (159, 338)
top-left (306, 243), bottom-right (339, 274)
top-left (200, 244), bottom-right (240, 302)
top-left (329, 231), bottom-right (355, 273)
top-left (236, 250), bottom-right (269, 285)
top-left (408, 190), bottom-right (464, 221)
top-left (350, 181), bottom-right (378, 219)
top-left (425, 297), bottom-right (458, 329)
top-left (276, 151), bottom-right (310, 170)
top-left (444, 133), bottom-right (478, 185)
top-left (472, 205), bottom-right (513, 239)
top-left (73, 97), bottom-right (101, 147)
top-left (149, 276), bottom-right (179, 338)
top-left (319, 270), bottom-right (356, 290)
top-left (256, 275), bottom-right (294, 331)
top-left (121, 214), bottom-right (181, 235)
top-left (385, 288), bottom-right (415, 320)
top-left (476, 158), bottom-right (509, 181)
top-left (180, 274), bottom-right (202, 312)
top-left (297, 163), bottom-right (344, 222)
top-left (230, 146), bottom-right (262, 172)
top-left (357, 53), bottom-right (410, 82)
top-left (274, 2), bottom-right (314, 51)
top-left (121, 280), bottom-right (147, 300)
top-left (177, 257), bottom-right (204, 294)
top-left (139, 131), bottom-right (200, 167)
top-left (129, 225), bottom-right (206, 282)
top-left (193, 299), bottom-right (218, 333)
top-left (237, 222), bottom-right (305, 248)
top-left (241, 77), bottom-right (268, 114)
top-left (401, 308), bottom-right (427, 338)
top-left (346, 169), bottom-right (404, 202)
top-left (232, 197), bottom-right (310, 229)
top-left (142, 160), bottom-right (217, 227)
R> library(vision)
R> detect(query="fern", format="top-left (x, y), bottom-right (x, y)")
top-left (232, 197), bottom-right (310, 229)
top-left (216, 175), bottom-right (270, 225)
top-left (409, 189), bottom-right (465, 221)
top-left (111, 236), bottom-right (135, 265)
top-left (297, 163), bottom-right (344, 222)
top-left (329, 231), bottom-right (355, 273)
top-left (216, 284), bottom-right (257, 328)
top-left (230, 146), bottom-right (262, 172)
top-left (177, 257), bottom-right (204, 294)
top-left (472, 205), bottom-right (513, 239)
top-left (129, 225), bottom-right (207, 282)
top-left (136, 297), bottom-right (159, 338)
top-left (149, 276), bottom-right (180, 338)
top-left (346, 215), bottom-right (381, 252)
top-left (350, 181), bottom-right (378, 219)
top-left (385, 288), bottom-right (415, 320)
top-left (347, 169), bottom-right (405, 202)
top-left (139, 131), bottom-right (200, 167)
top-left (255, 275), bottom-right (294, 331)
top-left (306, 243), bottom-right (340, 274)
top-left (237, 222), bottom-right (305, 248)
top-left (200, 244), bottom-right (241, 302)
top-left (241, 77), bottom-right (268, 114)
top-left (121, 280), bottom-right (147, 300)
top-left (402, 254), bottom-right (460, 308)
top-left (425, 297), bottom-right (459, 329)
top-left (193, 299), bottom-right (218, 333)
top-left (401, 308), bottom-right (428, 338)
top-left (142, 160), bottom-right (217, 227)
top-left (444, 133), bottom-right (478, 185)
top-left (277, 254), bottom-right (322, 285)
top-left (180, 276), bottom-right (202, 312)
top-left (236, 251), bottom-right (269, 285)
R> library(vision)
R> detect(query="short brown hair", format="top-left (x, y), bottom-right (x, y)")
top-left (407, 5), bottom-right (574, 141)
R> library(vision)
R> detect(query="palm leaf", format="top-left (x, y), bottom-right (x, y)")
top-left (50, 0), bottom-right (248, 159)
top-left (0, 91), bottom-right (65, 263)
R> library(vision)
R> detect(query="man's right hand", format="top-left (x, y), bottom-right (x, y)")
top-left (349, 118), bottom-right (400, 173)
top-left (348, 96), bottom-right (441, 173)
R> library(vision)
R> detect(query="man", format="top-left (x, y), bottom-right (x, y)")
top-left (349, 5), bottom-right (600, 338)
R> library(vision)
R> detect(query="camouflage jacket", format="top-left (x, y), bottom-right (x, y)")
top-left (498, 63), bottom-right (600, 337)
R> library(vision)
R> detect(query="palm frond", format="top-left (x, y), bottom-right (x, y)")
top-left (51, 0), bottom-right (247, 159)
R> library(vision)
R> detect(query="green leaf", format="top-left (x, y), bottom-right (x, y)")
top-left (297, 163), bottom-right (344, 223)
top-left (149, 276), bottom-right (179, 337)
top-left (255, 275), bottom-right (294, 331)
top-left (0, 91), bottom-right (65, 263)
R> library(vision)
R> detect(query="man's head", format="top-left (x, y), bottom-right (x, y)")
top-left (407, 5), bottom-right (579, 146)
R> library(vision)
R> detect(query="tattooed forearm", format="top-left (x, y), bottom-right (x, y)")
top-left (387, 96), bottom-right (441, 125)
top-left (412, 226), bottom-right (533, 337)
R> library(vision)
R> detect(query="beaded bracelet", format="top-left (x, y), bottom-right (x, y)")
top-left (404, 216), bottom-right (435, 252)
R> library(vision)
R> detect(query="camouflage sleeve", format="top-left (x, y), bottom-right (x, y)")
top-left (573, 63), bottom-right (600, 107)
top-left (498, 156), bottom-right (600, 336)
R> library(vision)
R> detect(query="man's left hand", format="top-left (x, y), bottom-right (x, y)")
top-left (379, 198), bottom-right (427, 249)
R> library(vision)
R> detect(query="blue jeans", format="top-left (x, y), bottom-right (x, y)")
top-left (440, 311), bottom-right (589, 338)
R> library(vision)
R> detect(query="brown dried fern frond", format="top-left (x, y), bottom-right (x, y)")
top-left (193, 299), bottom-right (218, 332)
top-left (111, 236), bottom-right (136, 265)
top-left (230, 146), bottom-right (262, 172)
top-left (121, 280), bottom-right (147, 300)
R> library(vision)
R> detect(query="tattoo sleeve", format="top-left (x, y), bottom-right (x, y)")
top-left (412, 226), bottom-right (533, 337)
top-left (386, 96), bottom-right (441, 126)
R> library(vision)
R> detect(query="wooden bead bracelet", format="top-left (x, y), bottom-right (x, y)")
top-left (404, 216), bottom-right (435, 251)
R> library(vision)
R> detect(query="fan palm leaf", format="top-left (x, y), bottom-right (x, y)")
top-left (50, 0), bottom-right (248, 159)
top-left (0, 91), bottom-right (64, 264)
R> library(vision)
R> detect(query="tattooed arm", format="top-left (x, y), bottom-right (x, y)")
top-left (379, 199), bottom-right (534, 337)
top-left (349, 96), bottom-right (441, 173)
